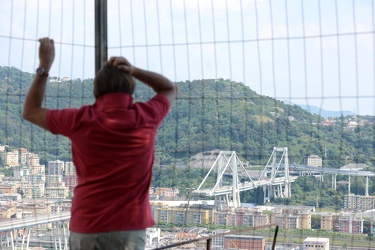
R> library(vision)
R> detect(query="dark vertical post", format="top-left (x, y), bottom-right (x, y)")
top-left (95, 0), bottom-right (108, 73)
top-left (271, 225), bottom-right (279, 250)
top-left (206, 238), bottom-right (212, 250)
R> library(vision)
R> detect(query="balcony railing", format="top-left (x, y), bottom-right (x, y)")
top-left (153, 224), bottom-right (279, 250)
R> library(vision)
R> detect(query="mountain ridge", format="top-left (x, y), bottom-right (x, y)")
top-left (0, 66), bottom-right (373, 169)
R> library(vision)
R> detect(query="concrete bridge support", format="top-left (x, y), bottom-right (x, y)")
top-left (215, 195), bottom-right (230, 211)
top-left (348, 175), bottom-right (351, 194)
top-left (1, 221), bottom-right (69, 250)
top-left (263, 183), bottom-right (291, 203)
top-left (332, 174), bottom-right (337, 189)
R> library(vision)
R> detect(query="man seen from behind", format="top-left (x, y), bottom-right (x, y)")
top-left (23, 37), bottom-right (177, 250)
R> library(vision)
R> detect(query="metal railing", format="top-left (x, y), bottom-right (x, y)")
top-left (153, 224), bottom-right (279, 250)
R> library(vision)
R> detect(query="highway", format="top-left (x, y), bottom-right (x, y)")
top-left (0, 213), bottom-right (70, 232)
top-left (192, 176), bottom-right (298, 196)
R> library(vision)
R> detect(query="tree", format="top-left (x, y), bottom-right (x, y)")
top-left (311, 215), bottom-right (321, 229)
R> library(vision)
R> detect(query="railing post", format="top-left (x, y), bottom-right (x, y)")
top-left (95, 0), bottom-right (108, 73)
top-left (206, 238), bottom-right (212, 250)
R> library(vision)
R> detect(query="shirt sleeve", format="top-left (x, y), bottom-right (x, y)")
top-left (134, 94), bottom-right (171, 126)
top-left (47, 108), bottom-right (81, 137)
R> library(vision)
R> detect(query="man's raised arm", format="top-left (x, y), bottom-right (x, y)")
top-left (23, 37), bottom-right (55, 131)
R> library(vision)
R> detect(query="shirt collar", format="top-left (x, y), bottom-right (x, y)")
top-left (94, 93), bottom-right (133, 109)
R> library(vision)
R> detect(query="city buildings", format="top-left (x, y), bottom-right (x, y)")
top-left (0, 147), bottom-right (77, 200)
top-left (344, 194), bottom-right (375, 211)
top-left (47, 160), bottom-right (64, 176)
top-left (211, 229), bottom-right (230, 250)
top-left (320, 213), bottom-right (364, 234)
top-left (153, 203), bottom-right (214, 226)
top-left (151, 202), bottom-right (271, 228)
top-left (153, 187), bottom-right (179, 198)
top-left (338, 216), bottom-right (364, 234)
top-left (270, 207), bottom-right (311, 230)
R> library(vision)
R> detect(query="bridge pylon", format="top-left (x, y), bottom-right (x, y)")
top-left (259, 147), bottom-right (291, 203)
top-left (194, 151), bottom-right (255, 210)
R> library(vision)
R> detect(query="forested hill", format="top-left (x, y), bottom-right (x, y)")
top-left (0, 66), bottom-right (374, 168)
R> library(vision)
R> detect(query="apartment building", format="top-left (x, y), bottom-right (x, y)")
top-left (154, 187), bottom-right (179, 198)
top-left (154, 204), bottom-right (214, 226)
top-left (18, 148), bottom-right (28, 165)
top-left (13, 167), bottom-right (31, 179)
top-left (64, 161), bottom-right (76, 176)
top-left (63, 175), bottom-right (78, 192)
top-left (150, 201), bottom-right (168, 220)
top-left (299, 210), bottom-right (312, 229)
top-left (344, 194), bottom-right (375, 211)
top-left (305, 155), bottom-right (323, 167)
top-left (0, 183), bottom-right (18, 194)
top-left (45, 175), bottom-right (64, 187)
top-left (31, 164), bottom-right (45, 176)
top-left (0, 193), bottom-right (21, 202)
top-left (214, 210), bottom-right (232, 226)
top-left (25, 174), bottom-right (46, 183)
top-left (47, 160), bottom-right (64, 175)
top-left (183, 206), bottom-right (212, 225)
top-left (320, 213), bottom-right (363, 234)
top-left (253, 211), bottom-right (270, 227)
top-left (1, 148), bottom-right (38, 168)
top-left (270, 208), bottom-right (311, 230)
top-left (50, 201), bottom-right (71, 214)
top-left (20, 182), bottom-right (45, 198)
top-left (26, 153), bottom-right (40, 167)
top-left (0, 202), bottom-right (17, 218)
top-left (338, 216), bottom-right (363, 234)
top-left (17, 200), bottom-right (52, 216)
top-left (213, 207), bottom-right (269, 228)
top-left (271, 211), bottom-right (299, 229)
top-left (211, 229), bottom-right (230, 250)
top-left (234, 208), bottom-right (255, 227)
top-left (154, 207), bottom-right (174, 224)
top-left (45, 186), bottom-right (69, 199)
top-left (2, 150), bottom-right (19, 167)
top-left (321, 213), bottom-right (334, 231)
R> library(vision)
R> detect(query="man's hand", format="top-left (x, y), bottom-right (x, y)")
top-left (107, 56), bottom-right (177, 105)
top-left (108, 56), bottom-right (135, 75)
top-left (38, 38), bottom-right (55, 73)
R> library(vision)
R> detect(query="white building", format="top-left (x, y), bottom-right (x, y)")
top-left (305, 155), bottom-right (323, 167)
top-left (303, 237), bottom-right (329, 250)
top-left (145, 228), bottom-right (161, 248)
top-left (13, 167), bottom-right (32, 179)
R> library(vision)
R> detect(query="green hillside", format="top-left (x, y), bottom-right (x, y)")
top-left (0, 66), bottom-right (374, 170)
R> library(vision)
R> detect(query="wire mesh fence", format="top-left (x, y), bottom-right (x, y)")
top-left (0, 0), bottom-right (375, 249)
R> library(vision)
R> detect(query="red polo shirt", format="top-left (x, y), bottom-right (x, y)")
top-left (47, 92), bottom-right (170, 233)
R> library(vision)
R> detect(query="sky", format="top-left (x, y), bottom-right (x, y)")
top-left (1, 0), bottom-right (374, 115)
